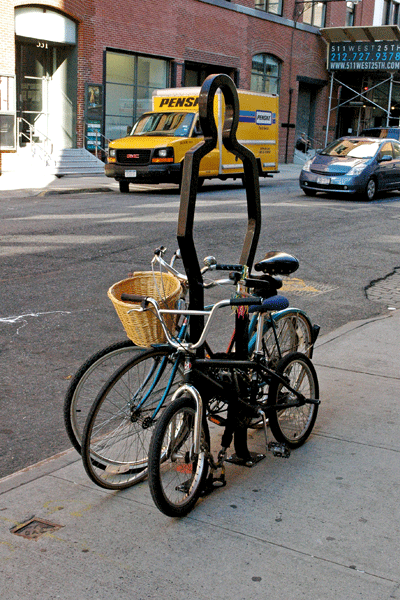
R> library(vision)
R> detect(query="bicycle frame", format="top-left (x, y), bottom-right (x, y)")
top-left (134, 299), bottom-right (311, 423)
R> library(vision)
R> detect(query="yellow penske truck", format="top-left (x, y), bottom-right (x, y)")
top-left (105, 86), bottom-right (279, 192)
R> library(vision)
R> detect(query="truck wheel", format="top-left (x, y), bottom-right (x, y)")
top-left (119, 180), bottom-right (129, 193)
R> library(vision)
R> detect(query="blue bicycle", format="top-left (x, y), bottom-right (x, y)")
top-left (80, 248), bottom-right (318, 490)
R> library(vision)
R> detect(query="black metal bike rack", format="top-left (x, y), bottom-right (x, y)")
top-left (176, 74), bottom-right (263, 463)
top-left (177, 73), bottom-right (262, 347)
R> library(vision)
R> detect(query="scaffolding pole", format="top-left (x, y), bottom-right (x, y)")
top-left (325, 71), bottom-right (335, 147)
top-left (387, 72), bottom-right (394, 127)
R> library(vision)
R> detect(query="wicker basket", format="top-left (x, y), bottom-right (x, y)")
top-left (108, 271), bottom-right (181, 346)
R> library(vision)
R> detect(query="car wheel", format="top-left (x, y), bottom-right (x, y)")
top-left (303, 189), bottom-right (317, 197)
top-left (119, 180), bottom-right (129, 193)
top-left (364, 177), bottom-right (377, 201)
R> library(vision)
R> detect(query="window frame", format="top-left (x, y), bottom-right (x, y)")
top-left (254, 0), bottom-right (283, 17)
top-left (104, 50), bottom-right (169, 141)
top-left (302, 1), bottom-right (326, 28)
top-left (250, 53), bottom-right (281, 95)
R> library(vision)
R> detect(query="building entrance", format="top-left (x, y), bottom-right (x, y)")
top-left (16, 40), bottom-right (77, 149)
top-left (15, 7), bottom-right (77, 150)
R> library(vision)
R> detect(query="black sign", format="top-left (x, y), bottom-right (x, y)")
top-left (328, 41), bottom-right (400, 71)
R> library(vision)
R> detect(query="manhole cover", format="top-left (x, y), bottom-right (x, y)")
top-left (11, 517), bottom-right (63, 540)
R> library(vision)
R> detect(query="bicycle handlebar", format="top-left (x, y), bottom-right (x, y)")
top-left (121, 292), bottom-right (262, 308)
top-left (121, 293), bottom-right (147, 304)
top-left (214, 264), bottom-right (243, 272)
top-left (151, 248), bottom-right (281, 294)
top-left (121, 290), bottom-right (265, 351)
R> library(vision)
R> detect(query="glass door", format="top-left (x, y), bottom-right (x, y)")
top-left (17, 41), bottom-right (52, 145)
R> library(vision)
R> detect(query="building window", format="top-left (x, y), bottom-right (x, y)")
top-left (255, 0), bottom-right (283, 16)
top-left (251, 54), bottom-right (281, 95)
top-left (346, 2), bottom-right (356, 26)
top-left (384, 0), bottom-right (400, 25)
top-left (302, 2), bottom-right (326, 27)
top-left (105, 51), bottom-right (168, 140)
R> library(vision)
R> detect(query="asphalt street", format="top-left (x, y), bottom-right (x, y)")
top-left (1, 170), bottom-right (400, 478)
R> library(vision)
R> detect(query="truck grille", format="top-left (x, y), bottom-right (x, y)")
top-left (117, 149), bottom-right (151, 165)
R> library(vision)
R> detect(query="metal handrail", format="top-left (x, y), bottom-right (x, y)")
top-left (83, 127), bottom-right (110, 159)
top-left (17, 117), bottom-right (55, 166)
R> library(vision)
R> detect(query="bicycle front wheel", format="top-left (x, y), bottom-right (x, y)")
top-left (268, 352), bottom-right (319, 448)
top-left (81, 347), bottom-right (183, 490)
top-left (64, 340), bottom-right (140, 453)
top-left (148, 395), bottom-right (210, 517)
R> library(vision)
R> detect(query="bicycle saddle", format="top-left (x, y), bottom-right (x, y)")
top-left (254, 251), bottom-right (299, 276)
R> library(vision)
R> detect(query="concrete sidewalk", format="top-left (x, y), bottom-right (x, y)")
top-left (1, 312), bottom-right (400, 600)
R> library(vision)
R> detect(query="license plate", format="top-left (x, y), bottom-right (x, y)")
top-left (125, 170), bottom-right (137, 177)
top-left (317, 175), bottom-right (330, 185)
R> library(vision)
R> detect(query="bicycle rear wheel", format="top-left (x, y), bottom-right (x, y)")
top-left (268, 351), bottom-right (319, 448)
top-left (64, 340), bottom-right (140, 453)
top-left (148, 395), bottom-right (210, 517)
top-left (263, 310), bottom-right (313, 366)
top-left (81, 347), bottom-right (182, 490)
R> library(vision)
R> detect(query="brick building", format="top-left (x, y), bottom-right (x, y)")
top-left (0, 0), bottom-right (398, 166)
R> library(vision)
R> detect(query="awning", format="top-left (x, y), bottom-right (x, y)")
top-left (320, 25), bottom-right (400, 44)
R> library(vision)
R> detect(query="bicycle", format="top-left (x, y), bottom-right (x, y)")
top-left (80, 73), bottom-right (319, 495)
top-left (142, 265), bottom-right (320, 516)
top-left (63, 247), bottom-right (185, 455)
top-left (65, 246), bottom-right (316, 457)
top-left (142, 73), bottom-right (320, 516)
top-left (80, 250), bottom-right (318, 491)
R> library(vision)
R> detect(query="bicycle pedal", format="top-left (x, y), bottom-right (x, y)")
top-left (208, 415), bottom-right (227, 426)
top-left (226, 452), bottom-right (265, 467)
top-left (200, 473), bottom-right (226, 497)
top-left (248, 419), bottom-right (265, 429)
top-left (268, 442), bottom-right (291, 459)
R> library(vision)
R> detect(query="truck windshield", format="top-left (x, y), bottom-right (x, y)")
top-left (131, 112), bottom-right (195, 137)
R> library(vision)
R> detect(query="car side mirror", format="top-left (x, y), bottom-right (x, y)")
top-left (193, 124), bottom-right (203, 137)
top-left (379, 154), bottom-right (392, 162)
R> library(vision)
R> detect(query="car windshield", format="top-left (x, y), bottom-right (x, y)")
top-left (320, 139), bottom-right (380, 159)
top-left (130, 112), bottom-right (195, 137)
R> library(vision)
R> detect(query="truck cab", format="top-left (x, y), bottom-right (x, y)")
top-left (105, 87), bottom-right (279, 193)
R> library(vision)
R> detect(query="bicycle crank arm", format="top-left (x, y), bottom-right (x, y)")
top-left (274, 397), bottom-right (320, 410)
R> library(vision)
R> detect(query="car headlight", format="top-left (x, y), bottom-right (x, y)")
top-left (107, 148), bottom-right (116, 163)
top-left (152, 147), bottom-right (174, 163)
top-left (347, 162), bottom-right (367, 176)
top-left (302, 159), bottom-right (312, 172)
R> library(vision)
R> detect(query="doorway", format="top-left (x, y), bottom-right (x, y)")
top-left (295, 82), bottom-right (317, 148)
top-left (16, 40), bottom-right (77, 149)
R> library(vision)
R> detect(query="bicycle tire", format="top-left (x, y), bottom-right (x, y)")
top-left (267, 351), bottom-right (319, 448)
top-left (81, 347), bottom-right (183, 490)
top-left (148, 395), bottom-right (210, 517)
top-left (63, 340), bottom-right (140, 453)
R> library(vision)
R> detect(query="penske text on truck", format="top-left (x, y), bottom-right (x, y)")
top-left (105, 87), bottom-right (279, 192)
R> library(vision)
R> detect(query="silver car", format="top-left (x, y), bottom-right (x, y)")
top-left (299, 137), bottom-right (400, 201)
